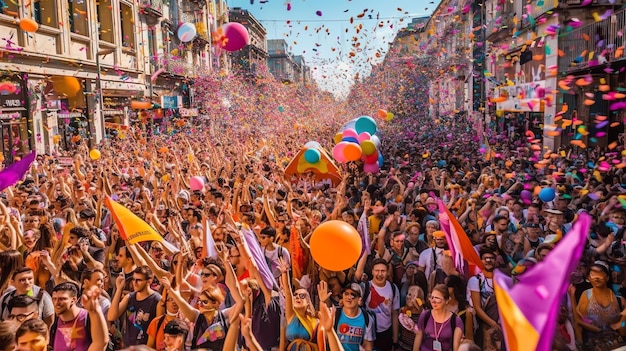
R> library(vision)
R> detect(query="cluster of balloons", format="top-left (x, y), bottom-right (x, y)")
top-left (332, 116), bottom-right (383, 173)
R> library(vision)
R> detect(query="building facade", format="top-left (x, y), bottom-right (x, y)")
top-left (228, 7), bottom-right (267, 76)
top-left (0, 0), bottom-right (228, 162)
top-left (408, 0), bottom-right (626, 150)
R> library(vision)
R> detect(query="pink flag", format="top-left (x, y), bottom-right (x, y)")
top-left (438, 200), bottom-right (484, 276)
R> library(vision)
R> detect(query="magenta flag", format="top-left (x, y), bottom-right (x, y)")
top-left (0, 152), bottom-right (36, 192)
top-left (494, 213), bottom-right (591, 351)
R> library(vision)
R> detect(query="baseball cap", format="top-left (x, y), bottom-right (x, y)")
top-left (344, 283), bottom-right (363, 297)
top-left (544, 209), bottom-right (563, 215)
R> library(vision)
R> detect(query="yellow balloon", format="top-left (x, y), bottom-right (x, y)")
top-left (89, 149), bottom-right (101, 160)
top-left (333, 132), bottom-right (343, 144)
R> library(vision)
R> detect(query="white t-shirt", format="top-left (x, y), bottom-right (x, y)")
top-left (467, 272), bottom-right (494, 307)
top-left (418, 247), bottom-right (444, 278)
top-left (364, 281), bottom-right (400, 332)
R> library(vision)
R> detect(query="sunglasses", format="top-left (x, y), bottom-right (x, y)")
top-left (152, 247), bottom-right (163, 252)
top-left (429, 296), bottom-right (444, 303)
top-left (343, 291), bottom-right (358, 299)
top-left (201, 272), bottom-right (217, 278)
top-left (294, 292), bottom-right (308, 300)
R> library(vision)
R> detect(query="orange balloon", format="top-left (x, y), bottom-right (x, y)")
top-left (19, 18), bottom-right (39, 32)
top-left (343, 143), bottom-right (362, 161)
top-left (159, 147), bottom-right (168, 154)
top-left (505, 160), bottom-right (513, 168)
top-left (376, 109), bottom-right (388, 119)
top-left (310, 220), bottom-right (362, 271)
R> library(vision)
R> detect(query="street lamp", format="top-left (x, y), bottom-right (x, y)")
top-left (95, 48), bottom-right (115, 143)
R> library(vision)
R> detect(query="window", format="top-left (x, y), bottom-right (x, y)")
top-left (33, 0), bottom-right (58, 28)
top-left (120, 2), bottom-right (135, 51)
top-left (97, 0), bottom-right (114, 43)
top-left (0, 0), bottom-right (19, 17)
top-left (68, 0), bottom-right (88, 35)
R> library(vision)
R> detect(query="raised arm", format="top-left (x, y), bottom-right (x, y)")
top-left (83, 286), bottom-right (110, 351)
top-left (279, 257), bottom-right (294, 321)
top-left (216, 243), bottom-right (244, 323)
top-left (160, 275), bottom-right (200, 322)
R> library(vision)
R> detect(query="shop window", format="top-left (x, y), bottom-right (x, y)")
top-left (0, 0), bottom-right (18, 17)
top-left (33, 0), bottom-right (58, 28)
top-left (68, 0), bottom-right (88, 35)
top-left (120, 2), bottom-right (135, 51)
top-left (97, 0), bottom-right (114, 43)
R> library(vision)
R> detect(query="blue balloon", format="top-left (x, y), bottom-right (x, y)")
top-left (355, 116), bottom-right (377, 135)
top-left (538, 187), bottom-right (555, 202)
top-left (342, 136), bottom-right (359, 144)
top-left (377, 153), bottom-right (384, 166)
top-left (304, 148), bottom-right (321, 164)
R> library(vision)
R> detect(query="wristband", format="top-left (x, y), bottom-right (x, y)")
top-left (622, 321), bottom-right (625, 328)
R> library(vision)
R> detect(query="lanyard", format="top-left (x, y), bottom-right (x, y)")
top-left (433, 316), bottom-right (449, 341)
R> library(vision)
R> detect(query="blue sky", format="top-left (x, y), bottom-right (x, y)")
top-left (226, 0), bottom-right (437, 97)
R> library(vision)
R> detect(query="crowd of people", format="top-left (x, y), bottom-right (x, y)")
top-left (0, 108), bottom-right (625, 351)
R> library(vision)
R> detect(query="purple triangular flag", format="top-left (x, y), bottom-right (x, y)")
top-left (0, 152), bottom-right (36, 192)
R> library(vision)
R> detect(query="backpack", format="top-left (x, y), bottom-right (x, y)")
top-left (362, 280), bottom-right (398, 309)
top-left (477, 274), bottom-right (499, 323)
top-left (0, 287), bottom-right (44, 318)
top-left (391, 248), bottom-right (410, 287)
top-left (419, 309), bottom-right (457, 334)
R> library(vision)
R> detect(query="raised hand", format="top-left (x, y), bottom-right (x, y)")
top-left (317, 280), bottom-right (331, 303)
top-left (81, 286), bottom-right (102, 312)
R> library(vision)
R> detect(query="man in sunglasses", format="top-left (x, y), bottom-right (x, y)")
top-left (108, 265), bottom-right (162, 346)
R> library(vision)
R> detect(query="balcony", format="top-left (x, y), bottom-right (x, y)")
top-left (139, 0), bottom-right (163, 17)
top-left (529, 0), bottom-right (558, 19)
top-left (558, 7), bottom-right (626, 73)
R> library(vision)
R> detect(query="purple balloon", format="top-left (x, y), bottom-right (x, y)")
top-left (520, 190), bottom-right (532, 200)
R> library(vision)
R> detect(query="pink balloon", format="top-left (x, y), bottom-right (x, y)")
top-left (357, 132), bottom-right (371, 143)
top-left (363, 162), bottom-right (380, 174)
top-left (333, 142), bottom-right (349, 163)
top-left (342, 128), bottom-right (358, 139)
top-left (222, 22), bottom-right (249, 52)
top-left (190, 176), bottom-right (205, 191)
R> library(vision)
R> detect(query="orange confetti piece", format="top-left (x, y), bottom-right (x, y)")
top-left (595, 115), bottom-right (607, 121)
top-left (599, 84), bottom-right (610, 92)
top-left (545, 130), bottom-right (561, 137)
top-left (584, 99), bottom-right (595, 106)
top-left (610, 122), bottom-right (621, 127)
top-left (609, 141), bottom-right (618, 150)
top-left (575, 78), bottom-right (591, 86)
top-left (533, 54), bottom-right (544, 61)
top-left (616, 47), bottom-right (624, 58)
top-left (558, 49), bottom-right (565, 57)
top-left (582, 33), bottom-right (590, 41)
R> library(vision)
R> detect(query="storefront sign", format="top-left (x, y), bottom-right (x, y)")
top-left (496, 81), bottom-right (545, 112)
top-left (57, 112), bottom-right (84, 118)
